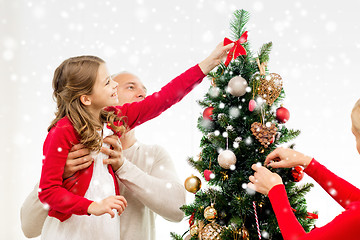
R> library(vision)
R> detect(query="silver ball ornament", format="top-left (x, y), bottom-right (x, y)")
top-left (227, 76), bottom-right (248, 97)
top-left (217, 149), bottom-right (237, 169)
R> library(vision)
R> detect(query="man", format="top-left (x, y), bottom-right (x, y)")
top-left (21, 72), bottom-right (186, 240)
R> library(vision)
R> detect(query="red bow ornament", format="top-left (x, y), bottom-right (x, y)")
top-left (223, 31), bottom-right (248, 66)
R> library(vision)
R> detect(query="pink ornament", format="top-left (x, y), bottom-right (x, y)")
top-left (249, 99), bottom-right (256, 112)
top-left (204, 169), bottom-right (213, 181)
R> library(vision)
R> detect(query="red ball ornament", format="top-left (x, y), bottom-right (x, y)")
top-left (292, 166), bottom-right (304, 182)
top-left (276, 106), bottom-right (290, 123)
top-left (203, 107), bottom-right (214, 120)
top-left (204, 169), bottom-right (213, 181)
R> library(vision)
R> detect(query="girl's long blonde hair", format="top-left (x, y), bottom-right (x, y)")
top-left (49, 55), bottom-right (126, 152)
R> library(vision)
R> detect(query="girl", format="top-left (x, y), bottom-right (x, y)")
top-left (247, 99), bottom-right (360, 239)
top-left (39, 42), bottom-right (234, 239)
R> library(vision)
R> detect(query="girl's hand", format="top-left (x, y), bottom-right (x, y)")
top-left (198, 41), bottom-right (235, 75)
top-left (264, 147), bottom-right (313, 169)
top-left (87, 195), bottom-right (127, 218)
top-left (247, 164), bottom-right (283, 195)
top-left (101, 135), bottom-right (124, 171)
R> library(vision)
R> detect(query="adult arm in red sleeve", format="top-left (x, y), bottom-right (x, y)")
top-left (305, 159), bottom-right (360, 209)
top-left (107, 64), bottom-right (205, 130)
top-left (39, 118), bottom-right (93, 218)
top-left (269, 184), bottom-right (360, 240)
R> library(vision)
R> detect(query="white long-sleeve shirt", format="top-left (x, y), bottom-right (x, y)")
top-left (20, 141), bottom-right (186, 239)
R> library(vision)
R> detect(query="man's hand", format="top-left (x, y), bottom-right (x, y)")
top-left (63, 144), bottom-right (93, 179)
top-left (63, 135), bottom-right (123, 179)
top-left (101, 135), bottom-right (124, 171)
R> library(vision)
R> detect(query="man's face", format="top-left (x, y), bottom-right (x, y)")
top-left (113, 72), bottom-right (147, 105)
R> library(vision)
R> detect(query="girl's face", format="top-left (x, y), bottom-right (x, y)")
top-left (86, 63), bottom-right (119, 112)
top-left (351, 110), bottom-right (360, 155)
top-left (351, 126), bottom-right (360, 155)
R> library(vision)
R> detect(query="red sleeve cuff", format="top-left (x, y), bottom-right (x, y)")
top-left (195, 64), bottom-right (207, 78)
top-left (268, 184), bottom-right (286, 199)
top-left (304, 158), bottom-right (318, 176)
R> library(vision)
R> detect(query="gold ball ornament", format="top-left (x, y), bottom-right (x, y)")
top-left (217, 150), bottom-right (237, 169)
top-left (190, 224), bottom-right (199, 236)
top-left (227, 76), bottom-right (248, 97)
top-left (184, 175), bottom-right (202, 194)
top-left (204, 205), bottom-right (217, 221)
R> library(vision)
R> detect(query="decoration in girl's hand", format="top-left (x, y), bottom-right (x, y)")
top-left (223, 31), bottom-right (248, 67)
top-left (276, 106), bottom-right (290, 123)
top-left (184, 175), bottom-right (202, 194)
top-left (227, 75), bottom-right (248, 97)
top-left (291, 166), bottom-right (304, 182)
top-left (203, 106), bottom-right (214, 120)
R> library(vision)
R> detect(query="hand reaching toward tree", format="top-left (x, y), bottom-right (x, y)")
top-left (265, 147), bottom-right (313, 169)
top-left (247, 163), bottom-right (283, 195)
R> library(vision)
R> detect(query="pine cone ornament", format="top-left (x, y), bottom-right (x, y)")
top-left (251, 122), bottom-right (277, 148)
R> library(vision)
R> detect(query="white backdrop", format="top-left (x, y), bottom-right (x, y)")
top-left (1, 0), bottom-right (360, 239)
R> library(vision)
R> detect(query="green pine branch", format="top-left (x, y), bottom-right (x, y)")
top-left (258, 42), bottom-right (273, 64)
top-left (230, 9), bottom-right (250, 40)
top-left (276, 128), bottom-right (301, 145)
top-left (170, 232), bottom-right (183, 240)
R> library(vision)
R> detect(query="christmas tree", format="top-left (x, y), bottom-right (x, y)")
top-left (171, 9), bottom-right (317, 240)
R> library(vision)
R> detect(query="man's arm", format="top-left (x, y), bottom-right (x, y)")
top-left (116, 145), bottom-right (186, 222)
top-left (20, 183), bottom-right (47, 238)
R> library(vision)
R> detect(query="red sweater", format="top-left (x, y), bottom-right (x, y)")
top-left (268, 159), bottom-right (360, 240)
top-left (39, 65), bottom-right (205, 222)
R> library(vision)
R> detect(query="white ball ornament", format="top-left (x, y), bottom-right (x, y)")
top-left (217, 149), bottom-right (237, 169)
top-left (227, 76), bottom-right (248, 97)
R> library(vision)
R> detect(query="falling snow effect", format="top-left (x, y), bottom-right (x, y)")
top-left (2, 0), bottom-right (360, 239)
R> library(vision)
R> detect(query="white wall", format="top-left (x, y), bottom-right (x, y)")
top-left (1, 0), bottom-right (360, 239)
